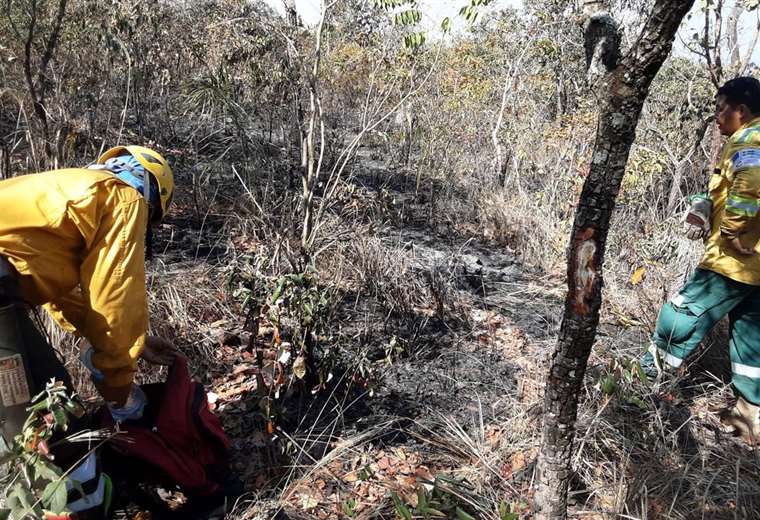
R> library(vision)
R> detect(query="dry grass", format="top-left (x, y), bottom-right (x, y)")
top-left (13, 143), bottom-right (756, 520)
top-left (0, 3), bottom-right (748, 517)
top-left (16, 140), bottom-right (751, 520)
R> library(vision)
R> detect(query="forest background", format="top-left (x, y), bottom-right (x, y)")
top-left (1, 0), bottom-right (759, 518)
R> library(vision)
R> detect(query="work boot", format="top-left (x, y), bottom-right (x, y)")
top-left (720, 397), bottom-right (760, 444)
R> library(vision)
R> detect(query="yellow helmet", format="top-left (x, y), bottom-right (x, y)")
top-left (97, 145), bottom-right (175, 220)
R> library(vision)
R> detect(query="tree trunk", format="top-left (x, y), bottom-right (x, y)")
top-left (727, 3), bottom-right (744, 70)
top-left (534, 1), bottom-right (695, 518)
top-left (21, 0), bottom-right (68, 160)
top-left (283, 0), bottom-right (300, 26)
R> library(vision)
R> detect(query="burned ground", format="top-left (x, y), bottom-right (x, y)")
top-left (126, 151), bottom-right (760, 520)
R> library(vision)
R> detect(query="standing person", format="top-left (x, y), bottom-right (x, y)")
top-left (0, 145), bottom-right (177, 439)
top-left (640, 76), bottom-right (760, 441)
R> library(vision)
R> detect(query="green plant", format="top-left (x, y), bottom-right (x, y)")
top-left (233, 269), bottom-right (337, 425)
top-left (0, 381), bottom-right (85, 519)
top-left (391, 474), bottom-right (483, 519)
top-left (595, 357), bottom-right (651, 409)
top-left (343, 497), bottom-right (357, 517)
top-left (498, 501), bottom-right (520, 520)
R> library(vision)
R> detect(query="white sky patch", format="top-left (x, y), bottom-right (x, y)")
top-left (676, 2), bottom-right (760, 64)
top-left (262, 0), bottom-right (759, 64)
top-left (262, 0), bottom-right (522, 28)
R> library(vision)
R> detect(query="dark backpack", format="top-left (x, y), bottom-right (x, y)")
top-left (98, 356), bottom-right (235, 500)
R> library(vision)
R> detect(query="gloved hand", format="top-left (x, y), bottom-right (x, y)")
top-left (107, 384), bottom-right (147, 422)
top-left (684, 193), bottom-right (712, 240)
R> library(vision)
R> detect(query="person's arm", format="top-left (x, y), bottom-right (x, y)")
top-left (79, 191), bottom-right (149, 406)
top-left (44, 289), bottom-right (87, 335)
top-left (721, 148), bottom-right (760, 254)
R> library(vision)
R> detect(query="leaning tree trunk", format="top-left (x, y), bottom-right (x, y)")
top-left (534, 1), bottom-right (695, 518)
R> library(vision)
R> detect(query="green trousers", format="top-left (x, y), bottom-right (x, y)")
top-left (651, 267), bottom-right (760, 404)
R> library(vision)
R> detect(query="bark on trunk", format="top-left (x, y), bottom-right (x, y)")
top-left (534, 1), bottom-right (695, 518)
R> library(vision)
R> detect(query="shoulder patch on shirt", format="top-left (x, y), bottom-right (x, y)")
top-left (731, 148), bottom-right (760, 172)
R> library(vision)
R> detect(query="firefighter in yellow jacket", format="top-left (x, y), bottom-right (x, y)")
top-left (640, 77), bottom-right (760, 440)
top-left (0, 145), bottom-right (177, 434)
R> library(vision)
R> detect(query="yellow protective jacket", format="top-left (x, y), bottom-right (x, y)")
top-left (0, 168), bottom-right (149, 387)
top-left (700, 116), bottom-right (760, 285)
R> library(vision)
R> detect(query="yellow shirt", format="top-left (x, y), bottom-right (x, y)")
top-left (0, 168), bottom-right (149, 386)
top-left (700, 117), bottom-right (760, 285)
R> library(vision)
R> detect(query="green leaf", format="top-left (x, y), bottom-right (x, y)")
top-left (270, 278), bottom-right (287, 304)
top-left (456, 507), bottom-right (477, 520)
top-left (41, 479), bottom-right (68, 514)
top-left (27, 397), bottom-right (51, 412)
top-left (441, 17), bottom-right (451, 33)
top-left (35, 459), bottom-right (63, 482)
top-left (9, 483), bottom-right (36, 517)
top-left (634, 361), bottom-right (649, 383)
top-left (499, 501), bottom-right (520, 520)
top-left (417, 486), bottom-right (428, 508)
top-left (391, 492), bottom-right (413, 520)
top-left (403, 31), bottom-right (426, 49)
top-left (600, 374), bottom-right (616, 395)
top-left (626, 395), bottom-right (648, 409)
top-left (63, 400), bottom-right (86, 419)
top-left (52, 407), bottom-right (68, 429)
top-left (343, 497), bottom-right (356, 517)
top-left (393, 9), bottom-right (421, 26)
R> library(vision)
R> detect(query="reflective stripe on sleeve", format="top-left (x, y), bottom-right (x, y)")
top-left (731, 148), bottom-right (760, 171)
top-left (732, 362), bottom-right (760, 379)
top-left (738, 128), bottom-right (760, 144)
top-left (648, 342), bottom-right (684, 368)
top-left (726, 194), bottom-right (760, 217)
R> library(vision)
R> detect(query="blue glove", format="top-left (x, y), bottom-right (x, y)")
top-left (80, 345), bottom-right (105, 383)
top-left (107, 384), bottom-right (147, 423)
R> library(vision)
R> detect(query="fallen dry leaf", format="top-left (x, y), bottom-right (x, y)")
top-left (511, 451), bottom-right (527, 472)
top-left (485, 425), bottom-right (501, 447)
top-left (299, 493), bottom-right (320, 510)
top-left (208, 319), bottom-right (229, 329)
top-left (630, 266), bottom-right (646, 285)
top-left (414, 466), bottom-right (434, 481)
top-left (401, 489), bottom-right (419, 508)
